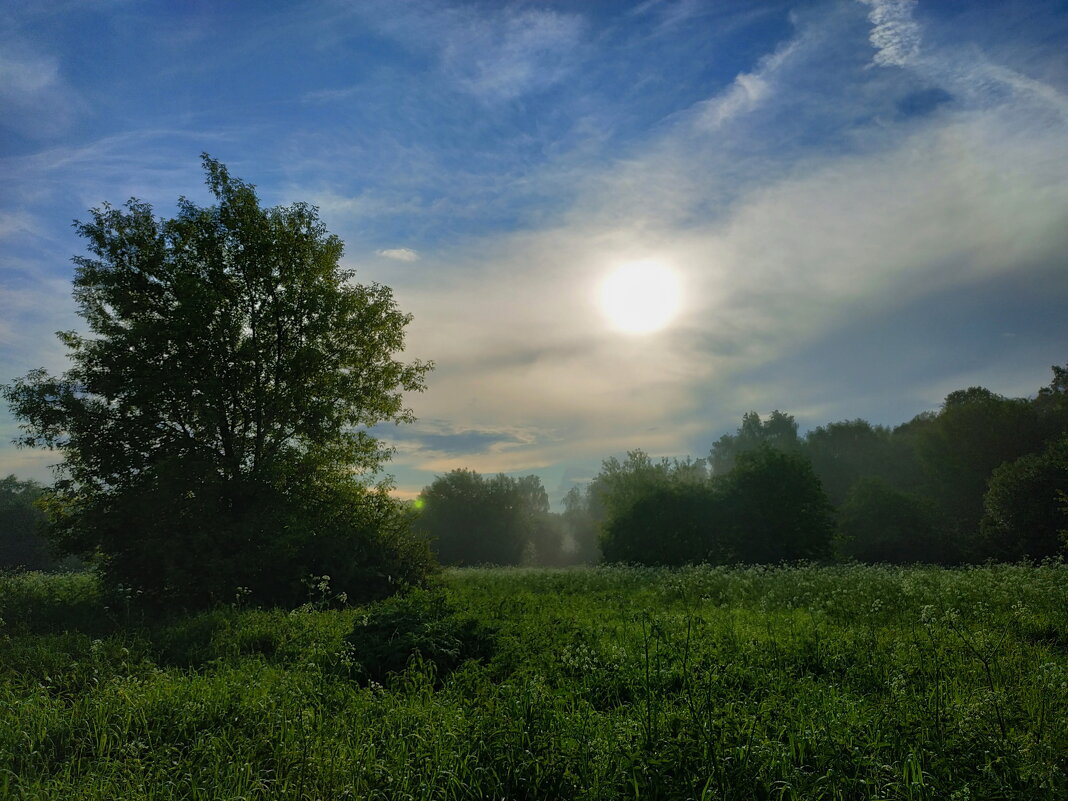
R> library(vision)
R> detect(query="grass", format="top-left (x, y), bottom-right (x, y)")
top-left (1, 562), bottom-right (1066, 799)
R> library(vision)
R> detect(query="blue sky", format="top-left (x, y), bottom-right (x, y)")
top-left (2, 0), bottom-right (1067, 503)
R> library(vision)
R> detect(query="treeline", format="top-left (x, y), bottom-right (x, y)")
top-left (0, 476), bottom-right (82, 572)
top-left (2, 365), bottom-right (1066, 573)
top-left (414, 365), bottom-right (1068, 567)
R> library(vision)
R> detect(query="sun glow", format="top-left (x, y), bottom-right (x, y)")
top-left (598, 260), bottom-right (681, 334)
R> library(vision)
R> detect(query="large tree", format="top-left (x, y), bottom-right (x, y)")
top-left (413, 470), bottom-right (560, 566)
top-left (715, 446), bottom-right (835, 563)
top-left (915, 387), bottom-right (1050, 547)
top-left (2, 156), bottom-right (434, 608)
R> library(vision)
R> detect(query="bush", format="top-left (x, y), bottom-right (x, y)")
top-left (345, 589), bottom-right (497, 684)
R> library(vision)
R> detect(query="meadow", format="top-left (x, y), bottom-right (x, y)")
top-left (1, 563), bottom-right (1066, 800)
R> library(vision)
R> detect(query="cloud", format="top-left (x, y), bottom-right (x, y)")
top-left (378, 5), bottom-right (1068, 489)
top-left (0, 211), bottom-right (41, 240)
top-left (441, 7), bottom-right (586, 101)
top-left (693, 36), bottom-right (800, 131)
top-left (0, 50), bottom-right (59, 93)
top-left (335, 1), bottom-right (586, 103)
top-left (858, 0), bottom-right (922, 68)
top-left (0, 45), bottom-right (86, 139)
top-left (377, 247), bottom-right (419, 262)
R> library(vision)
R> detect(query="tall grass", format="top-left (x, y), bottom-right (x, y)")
top-left (1, 563), bottom-right (1066, 799)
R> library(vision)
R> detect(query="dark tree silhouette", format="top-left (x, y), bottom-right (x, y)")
top-left (836, 478), bottom-right (948, 564)
top-left (414, 470), bottom-right (561, 566)
top-left (2, 156), bottom-right (434, 608)
top-left (716, 446), bottom-right (835, 563)
top-left (601, 483), bottom-right (723, 565)
top-left (980, 434), bottom-right (1068, 560)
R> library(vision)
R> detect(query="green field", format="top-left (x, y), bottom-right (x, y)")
top-left (1, 563), bottom-right (1066, 800)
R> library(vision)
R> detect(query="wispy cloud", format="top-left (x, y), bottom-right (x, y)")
top-left (0, 211), bottom-right (41, 240)
top-left (858, 0), bottom-right (922, 67)
top-left (0, 46), bottom-right (84, 138)
top-left (440, 7), bottom-right (586, 101)
top-left (693, 36), bottom-right (801, 131)
top-left (371, 2), bottom-right (1068, 493)
top-left (333, 0), bottom-right (586, 103)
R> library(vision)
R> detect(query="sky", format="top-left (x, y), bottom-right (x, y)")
top-left (2, 0), bottom-right (1067, 505)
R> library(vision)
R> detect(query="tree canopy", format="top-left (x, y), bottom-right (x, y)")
top-left (0, 475), bottom-right (78, 571)
top-left (413, 470), bottom-right (564, 566)
top-left (2, 156), bottom-right (434, 608)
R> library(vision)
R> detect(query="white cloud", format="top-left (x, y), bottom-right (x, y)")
top-left (0, 46), bottom-right (85, 138)
top-left (858, 0), bottom-right (922, 68)
top-left (441, 7), bottom-right (585, 101)
top-left (692, 33), bottom-right (804, 132)
top-left (377, 247), bottom-right (419, 262)
top-left (340, 1), bottom-right (586, 102)
top-left (0, 211), bottom-right (41, 240)
top-left (388, 70), bottom-right (1068, 478)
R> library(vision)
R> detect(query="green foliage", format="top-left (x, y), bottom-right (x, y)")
top-left (579, 450), bottom-right (707, 562)
top-left (2, 564), bottom-right (1066, 800)
top-left (0, 475), bottom-right (73, 572)
top-left (344, 588), bottom-right (497, 684)
top-left (0, 570), bottom-right (104, 635)
top-left (716, 446), bottom-right (835, 563)
top-left (2, 156), bottom-right (433, 609)
top-left (981, 434), bottom-right (1068, 560)
top-left (710, 409), bottom-right (800, 475)
top-left (600, 483), bottom-right (723, 565)
top-left (915, 387), bottom-right (1052, 542)
top-left (414, 469), bottom-right (562, 566)
top-left (802, 419), bottom-right (922, 505)
top-left (836, 477), bottom-right (949, 563)
top-left (560, 485), bottom-right (602, 564)
top-left (600, 447), bottom-right (833, 566)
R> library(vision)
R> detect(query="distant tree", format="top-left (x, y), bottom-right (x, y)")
top-left (589, 450), bottom-right (707, 522)
top-left (561, 485), bottom-right (601, 564)
top-left (601, 446), bottom-right (833, 566)
top-left (716, 446), bottom-right (834, 563)
top-left (601, 483), bottom-right (724, 565)
top-left (2, 156), bottom-right (434, 608)
top-left (1035, 363), bottom-right (1068, 418)
top-left (513, 474), bottom-right (569, 566)
top-left (414, 470), bottom-right (559, 566)
top-left (803, 419), bottom-right (894, 506)
top-left (585, 452), bottom-right (709, 563)
top-left (980, 434), bottom-right (1068, 561)
top-left (916, 387), bottom-right (1050, 547)
top-left (710, 410), bottom-right (800, 475)
top-left (835, 477), bottom-right (949, 564)
top-left (0, 475), bottom-right (63, 571)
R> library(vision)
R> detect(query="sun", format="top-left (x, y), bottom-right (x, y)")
top-left (598, 260), bottom-right (681, 334)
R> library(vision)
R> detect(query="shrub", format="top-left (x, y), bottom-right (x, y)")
top-left (345, 588), bottom-right (497, 683)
